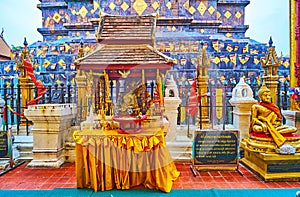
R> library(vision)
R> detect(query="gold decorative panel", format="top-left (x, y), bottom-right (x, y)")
top-left (235, 11), bottom-right (242, 19)
top-left (166, 2), bottom-right (172, 9)
top-left (58, 59), bottom-right (65, 66)
top-left (84, 46), bottom-right (90, 53)
top-left (121, 2), bottom-right (129, 11)
top-left (224, 11), bottom-right (232, 19)
top-left (91, 2), bottom-right (100, 14)
top-left (189, 6), bottom-right (196, 14)
top-left (109, 2), bottom-right (116, 10)
top-left (213, 57), bottom-right (220, 64)
top-left (43, 59), bottom-right (50, 68)
top-left (216, 11), bottom-right (221, 19)
top-left (152, 1), bottom-right (159, 10)
top-left (133, 0), bottom-right (147, 16)
top-left (183, 1), bottom-right (189, 10)
top-left (71, 10), bottom-right (77, 15)
top-left (79, 6), bottom-right (88, 18)
top-left (226, 33), bottom-right (232, 37)
top-left (208, 6), bottom-right (215, 15)
top-left (197, 2), bottom-right (207, 15)
top-left (64, 44), bottom-right (70, 52)
top-left (53, 12), bottom-right (61, 23)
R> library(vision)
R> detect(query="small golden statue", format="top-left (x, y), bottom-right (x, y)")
top-left (250, 83), bottom-right (297, 147)
top-left (118, 80), bottom-right (142, 115)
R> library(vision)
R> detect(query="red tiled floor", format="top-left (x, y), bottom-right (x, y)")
top-left (0, 162), bottom-right (300, 190)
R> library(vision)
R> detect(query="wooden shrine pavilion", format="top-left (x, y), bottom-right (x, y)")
top-left (75, 12), bottom-right (175, 118)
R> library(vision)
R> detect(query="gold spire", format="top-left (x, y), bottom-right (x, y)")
top-left (260, 37), bottom-right (281, 77)
top-left (78, 39), bottom-right (84, 58)
top-left (197, 42), bottom-right (210, 77)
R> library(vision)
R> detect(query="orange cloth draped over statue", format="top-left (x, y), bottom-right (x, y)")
top-left (73, 128), bottom-right (180, 192)
top-left (259, 101), bottom-right (282, 119)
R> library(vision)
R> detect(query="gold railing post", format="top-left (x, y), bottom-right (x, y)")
top-left (75, 70), bottom-right (87, 120)
top-left (196, 43), bottom-right (210, 127)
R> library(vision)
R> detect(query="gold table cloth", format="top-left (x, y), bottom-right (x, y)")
top-left (73, 128), bottom-right (180, 192)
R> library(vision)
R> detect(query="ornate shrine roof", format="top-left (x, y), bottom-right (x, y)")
top-left (96, 13), bottom-right (157, 45)
top-left (76, 13), bottom-right (174, 74)
top-left (76, 44), bottom-right (174, 71)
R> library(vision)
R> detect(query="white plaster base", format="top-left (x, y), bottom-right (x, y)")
top-left (25, 104), bottom-right (76, 168)
top-left (282, 110), bottom-right (300, 133)
top-left (27, 158), bottom-right (64, 168)
top-left (164, 97), bottom-right (181, 142)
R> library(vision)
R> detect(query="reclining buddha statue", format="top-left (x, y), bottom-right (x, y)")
top-left (249, 83), bottom-right (297, 148)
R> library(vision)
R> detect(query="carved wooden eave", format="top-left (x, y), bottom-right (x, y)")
top-left (75, 44), bottom-right (174, 72)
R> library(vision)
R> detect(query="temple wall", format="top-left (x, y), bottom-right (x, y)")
top-left (38, 0), bottom-right (249, 41)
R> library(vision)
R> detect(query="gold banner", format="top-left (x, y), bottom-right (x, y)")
top-left (216, 88), bottom-right (223, 119)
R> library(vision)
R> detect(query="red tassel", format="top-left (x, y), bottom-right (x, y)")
top-left (3, 106), bottom-right (7, 123)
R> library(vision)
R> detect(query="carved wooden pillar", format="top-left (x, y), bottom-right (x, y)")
top-left (75, 70), bottom-right (87, 120)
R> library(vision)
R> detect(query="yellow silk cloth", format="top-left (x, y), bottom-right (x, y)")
top-left (73, 128), bottom-right (180, 192)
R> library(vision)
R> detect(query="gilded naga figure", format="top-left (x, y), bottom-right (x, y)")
top-left (249, 83), bottom-right (297, 147)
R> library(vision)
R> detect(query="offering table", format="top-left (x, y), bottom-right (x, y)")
top-left (73, 128), bottom-right (180, 192)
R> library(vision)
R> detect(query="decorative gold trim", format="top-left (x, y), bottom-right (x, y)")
top-left (290, 0), bottom-right (297, 110)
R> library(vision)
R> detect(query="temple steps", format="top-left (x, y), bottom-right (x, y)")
top-left (167, 140), bottom-right (193, 163)
top-left (14, 136), bottom-right (33, 161)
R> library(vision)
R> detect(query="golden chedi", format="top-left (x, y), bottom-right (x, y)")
top-left (246, 83), bottom-right (300, 153)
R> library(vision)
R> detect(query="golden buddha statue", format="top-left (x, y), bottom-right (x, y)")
top-left (118, 81), bottom-right (139, 114)
top-left (249, 83), bottom-right (297, 147)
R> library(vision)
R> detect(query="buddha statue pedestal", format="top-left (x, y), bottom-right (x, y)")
top-left (242, 83), bottom-right (300, 181)
top-left (241, 132), bottom-right (300, 181)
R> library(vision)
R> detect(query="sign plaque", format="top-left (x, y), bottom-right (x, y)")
top-left (193, 129), bottom-right (239, 170)
top-left (0, 131), bottom-right (8, 158)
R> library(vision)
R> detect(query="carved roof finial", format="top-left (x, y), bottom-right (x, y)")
top-left (23, 37), bottom-right (28, 46)
top-left (269, 36), bottom-right (273, 47)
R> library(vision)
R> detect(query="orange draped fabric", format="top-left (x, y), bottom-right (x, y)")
top-left (73, 129), bottom-right (180, 192)
top-left (259, 101), bottom-right (282, 119)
